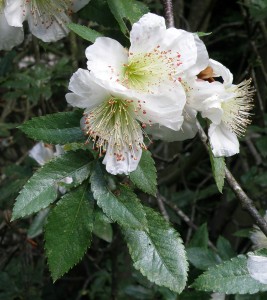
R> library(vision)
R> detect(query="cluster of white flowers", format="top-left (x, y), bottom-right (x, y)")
top-left (66, 13), bottom-right (254, 175)
top-left (0, 0), bottom-right (90, 50)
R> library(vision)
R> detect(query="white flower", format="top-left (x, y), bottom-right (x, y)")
top-left (0, 1), bottom-right (24, 50)
top-left (3, 0), bottom-right (90, 43)
top-left (29, 142), bottom-right (64, 165)
top-left (190, 59), bottom-right (254, 157)
top-left (247, 253), bottom-right (267, 284)
top-left (29, 142), bottom-right (72, 193)
top-left (85, 13), bottom-right (209, 131)
top-left (66, 68), bottom-right (184, 175)
top-left (250, 212), bottom-right (267, 250)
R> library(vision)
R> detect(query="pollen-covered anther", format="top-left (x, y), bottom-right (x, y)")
top-left (83, 96), bottom-right (148, 160)
top-left (222, 79), bottom-right (254, 136)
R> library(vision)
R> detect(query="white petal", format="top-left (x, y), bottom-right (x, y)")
top-left (163, 28), bottom-right (198, 74)
top-left (147, 105), bottom-right (197, 141)
top-left (209, 59), bottom-right (233, 87)
top-left (129, 13), bottom-right (166, 54)
top-left (92, 78), bottom-right (187, 131)
top-left (66, 69), bottom-right (109, 109)
top-left (86, 37), bottom-right (128, 88)
top-left (134, 83), bottom-right (186, 131)
top-left (103, 143), bottom-right (142, 175)
top-left (54, 145), bottom-right (65, 156)
top-left (201, 95), bottom-right (223, 125)
top-left (187, 34), bottom-right (209, 77)
top-left (27, 12), bottom-right (70, 42)
top-left (71, 0), bottom-right (90, 12)
top-left (188, 79), bottom-right (225, 112)
top-left (208, 123), bottom-right (239, 157)
top-left (4, 0), bottom-right (26, 27)
top-left (0, 12), bottom-right (24, 50)
top-left (29, 142), bottom-right (54, 165)
top-left (247, 254), bottom-right (267, 284)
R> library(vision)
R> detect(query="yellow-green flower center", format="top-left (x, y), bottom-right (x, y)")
top-left (122, 45), bottom-right (182, 92)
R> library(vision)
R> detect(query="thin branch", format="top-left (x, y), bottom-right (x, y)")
top-left (196, 121), bottom-right (267, 237)
top-left (160, 194), bottom-right (217, 251)
top-left (156, 192), bottom-right (170, 221)
top-left (161, 0), bottom-right (175, 28)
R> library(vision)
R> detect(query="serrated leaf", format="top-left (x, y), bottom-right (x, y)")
top-left (192, 254), bottom-right (267, 294)
top-left (12, 151), bottom-right (92, 220)
top-left (187, 247), bottom-right (221, 270)
top-left (123, 206), bottom-right (188, 293)
top-left (209, 147), bottom-right (225, 193)
top-left (216, 236), bottom-right (236, 260)
top-left (188, 223), bottom-right (209, 249)
top-left (20, 110), bottom-right (84, 144)
top-left (68, 23), bottom-right (103, 43)
top-left (90, 162), bottom-right (147, 229)
top-left (129, 150), bottom-right (157, 196)
top-left (93, 209), bottom-right (113, 243)
top-left (107, 0), bottom-right (149, 36)
top-left (45, 184), bottom-right (94, 281)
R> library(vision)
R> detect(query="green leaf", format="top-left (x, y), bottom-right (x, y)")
top-left (27, 208), bottom-right (50, 239)
top-left (129, 150), bottom-right (157, 196)
top-left (216, 236), bottom-right (236, 260)
top-left (123, 206), bottom-right (188, 293)
top-left (187, 247), bottom-right (221, 270)
top-left (255, 136), bottom-right (267, 158)
top-left (93, 209), bottom-right (113, 243)
top-left (68, 23), bottom-right (103, 43)
top-left (209, 147), bottom-right (225, 193)
top-left (45, 184), bottom-right (94, 281)
top-left (19, 110), bottom-right (85, 145)
top-left (90, 162), bottom-right (147, 229)
top-left (192, 254), bottom-right (267, 294)
top-left (12, 151), bottom-right (92, 220)
top-left (188, 223), bottom-right (209, 249)
top-left (107, 0), bottom-right (149, 36)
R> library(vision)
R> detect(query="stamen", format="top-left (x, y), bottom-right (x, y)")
top-left (122, 45), bottom-right (182, 92)
top-left (22, 0), bottom-right (72, 28)
top-left (83, 97), bottom-right (148, 162)
top-left (222, 79), bottom-right (254, 136)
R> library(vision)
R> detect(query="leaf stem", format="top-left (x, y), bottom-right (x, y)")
top-left (196, 121), bottom-right (267, 237)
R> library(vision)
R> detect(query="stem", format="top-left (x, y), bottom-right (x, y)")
top-left (160, 194), bottom-right (217, 251)
top-left (197, 121), bottom-right (267, 236)
top-left (161, 0), bottom-right (175, 28)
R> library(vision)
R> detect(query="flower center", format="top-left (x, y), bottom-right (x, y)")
top-left (83, 97), bottom-right (147, 161)
top-left (221, 79), bottom-right (254, 136)
top-left (122, 45), bottom-right (182, 92)
top-left (23, 0), bottom-right (72, 27)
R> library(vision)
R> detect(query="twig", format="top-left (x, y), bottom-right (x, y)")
top-left (161, 0), bottom-right (175, 28)
top-left (245, 137), bottom-right (262, 166)
top-left (196, 121), bottom-right (267, 237)
top-left (156, 192), bottom-right (170, 221)
top-left (160, 194), bottom-right (217, 251)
